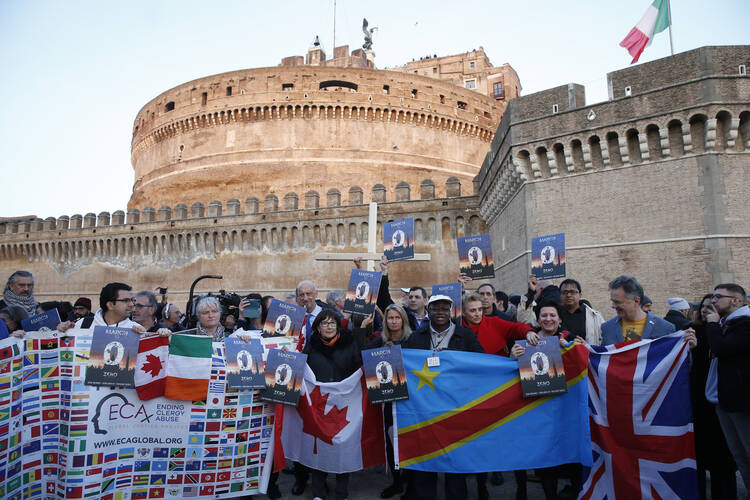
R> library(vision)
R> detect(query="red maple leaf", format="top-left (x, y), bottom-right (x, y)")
top-left (297, 385), bottom-right (349, 454)
top-left (141, 353), bottom-right (163, 377)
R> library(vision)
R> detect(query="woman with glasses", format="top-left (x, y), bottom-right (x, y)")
top-left (302, 308), bottom-right (363, 500)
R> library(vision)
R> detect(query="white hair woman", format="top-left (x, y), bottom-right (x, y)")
top-left (195, 296), bottom-right (225, 342)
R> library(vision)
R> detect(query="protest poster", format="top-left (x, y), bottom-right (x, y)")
top-left (431, 282), bottom-right (462, 321)
top-left (457, 234), bottom-right (495, 280)
top-left (261, 349), bottom-right (306, 406)
top-left (383, 217), bottom-right (415, 262)
top-left (225, 337), bottom-right (265, 389)
top-left (262, 299), bottom-right (305, 338)
top-left (85, 326), bottom-right (139, 387)
top-left (343, 269), bottom-right (382, 316)
top-left (0, 330), bottom-right (277, 499)
top-left (531, 233), bottom-right (566, 279)
top-left (362, 345), bottom-right (409, 404)
top-left (517, 337), bottom-right (567, 398)
top-left (21, 308), bottom-right (61, 332)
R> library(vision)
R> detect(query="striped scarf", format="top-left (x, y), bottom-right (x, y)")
top-left (2, 288), bottom-right (37, 316)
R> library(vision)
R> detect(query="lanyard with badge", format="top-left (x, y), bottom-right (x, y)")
top-left (428, 331), bottom-right (448, 367)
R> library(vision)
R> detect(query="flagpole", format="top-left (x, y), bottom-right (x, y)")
top-left (666, 0), bottom-right (674, 55)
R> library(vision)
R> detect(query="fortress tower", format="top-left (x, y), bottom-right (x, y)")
top-left (129, 43), bottom-right (521, 211)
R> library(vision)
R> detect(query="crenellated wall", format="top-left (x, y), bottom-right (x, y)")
top-left (477, 45), bottom-right (750, 317)
top-left (0, 184), bottom-right (485, 303)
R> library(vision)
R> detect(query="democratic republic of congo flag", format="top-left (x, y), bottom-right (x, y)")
top-left (394, 343), bottom-right (591, 472)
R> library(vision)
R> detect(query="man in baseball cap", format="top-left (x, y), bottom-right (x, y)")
top-left (402, 294), bottom-right (485, 499)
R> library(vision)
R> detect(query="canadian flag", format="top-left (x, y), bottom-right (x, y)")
top-left (281, 366), bottom-right (385, 473)
top-left (134, 335), bottom-right (169, 400)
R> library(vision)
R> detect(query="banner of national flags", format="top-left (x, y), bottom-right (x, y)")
top-left (0, 330), bottom-right (292, 499)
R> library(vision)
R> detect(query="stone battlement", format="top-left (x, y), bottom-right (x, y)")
top-left (476, 45), bottom-right (750, 316)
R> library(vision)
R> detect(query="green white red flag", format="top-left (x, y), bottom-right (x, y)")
top-left (620, 0), bottom-right (671, 64)
top-left (164, 334), bottom-right (212, 401)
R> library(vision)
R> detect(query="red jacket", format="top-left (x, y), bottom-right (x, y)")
top-left (462, 315), bottom-right (533, 356)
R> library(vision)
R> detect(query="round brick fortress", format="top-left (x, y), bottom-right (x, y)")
top-left (129, 63), bottom-right (502, 209)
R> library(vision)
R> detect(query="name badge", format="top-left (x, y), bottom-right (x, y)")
top-left (427, 356), bottom-right (440, 367)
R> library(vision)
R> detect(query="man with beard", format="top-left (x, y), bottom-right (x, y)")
top-left (705, 283), bottom-right (750, 489)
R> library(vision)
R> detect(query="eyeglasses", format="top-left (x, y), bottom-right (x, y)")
top-left (133, 304), bottom-right (153, 309)
top-left (114, 298), bottom-right (136, 304)
top-left (319, 320), bottom-right (337, 327)
top-left (429, 306), bottom-right (452, 313)
top-left (711, 293), bottom-right (735, 300)
top-left (561, 290), bottom-right (580, 296)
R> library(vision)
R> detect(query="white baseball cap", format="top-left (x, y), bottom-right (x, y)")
top-left (427, 294), bottom-right (453, 306)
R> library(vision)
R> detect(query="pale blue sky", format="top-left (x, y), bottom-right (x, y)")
top-left (0, 0), bottom-right (747, 218)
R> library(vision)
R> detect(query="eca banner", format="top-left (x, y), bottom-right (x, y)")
top-left (0, 330), bottom-right (280, 500)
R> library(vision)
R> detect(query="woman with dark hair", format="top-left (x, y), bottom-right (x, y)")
top-left (513, 300), bottom-right (581, 500)
top-left (691, 294), bottom-right (737, 499)
top-left (302, 308), bottom-right (363, 500)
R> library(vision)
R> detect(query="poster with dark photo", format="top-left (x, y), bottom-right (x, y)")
top-left (457, 234), bottom-right (495, 280)
top-left (384, 217), bottom-right (415, 262)
top-left (531, 233), bottom-right (566, 279)
top-left (225, 337), bottom-right (265, 389)
top-left (85, 326), bottom-right (139, 387)
top-left (517, 337), bottom-right (567, 398)
top-left (260, 349), bottom-right (307, 406)
top-left (362, 345), bottom-right (409, 404)
top-left (343, 269), bottom-right (382, 316)
top-left (431, 282), bottom-right (462, 321)
top-left (263, 298), bottom-right (305, 338)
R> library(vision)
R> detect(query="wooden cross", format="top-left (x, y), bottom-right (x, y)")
top-left (315, 202), bottom-right (431, 270)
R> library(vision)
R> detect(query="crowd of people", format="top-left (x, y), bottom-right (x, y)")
top-left (1, 263), bottom-right (748, 500)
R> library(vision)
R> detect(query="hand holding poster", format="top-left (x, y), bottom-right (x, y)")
top-left (517, 337), bottom-right (568, 398)
top-left (261, 349), bottom-right (307, 405)
top-left (225, 337), bottom-right (265, 389)
top-left (384, 217), bottom-right (415, 262)
top-left (431, 283), bottom-right (462, 321)
top-left (531, 233), bottom-right (566, 279)
top-left (457, 234), bottom-right (495, 280)
top-left (21, 308), bottom-right (61, 332)
top-left (262, 298), bottom-right (305, 338)
top-left (85, 326), bottom-right (140, 387)
top-left (343, 269), bottom-right (382, 316)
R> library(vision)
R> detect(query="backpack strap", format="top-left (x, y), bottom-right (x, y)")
top-left (81, 316), bottom-right (94, 329)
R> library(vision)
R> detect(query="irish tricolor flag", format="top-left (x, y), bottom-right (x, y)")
top-left (620, 0), bottom-right (670, 64)
top-left (164, 334), bottom-right (212, 401)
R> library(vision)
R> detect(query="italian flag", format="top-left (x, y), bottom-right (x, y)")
top-left (619, 0), bottom-right (670, 64)
top-left (164, 334), bottom-right (212, 401)
top-left (134, 335), bottom-right (170, 400)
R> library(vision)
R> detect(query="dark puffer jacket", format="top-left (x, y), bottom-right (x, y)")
top-left (303, 331), bottom-right (363, 383)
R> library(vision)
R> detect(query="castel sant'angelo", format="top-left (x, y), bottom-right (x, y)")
top-left (1, 31), bottom-right (748, 315)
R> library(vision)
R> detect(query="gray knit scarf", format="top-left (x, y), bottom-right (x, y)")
top-left (3, 288), bottom-right (37, 316)
top-left (198, 323), bottom-right (225, 342)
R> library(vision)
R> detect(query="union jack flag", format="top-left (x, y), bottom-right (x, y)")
top-left (580, 332), bottom-right (697, 499)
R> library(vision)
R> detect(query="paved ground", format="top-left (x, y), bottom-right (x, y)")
top-left (269, 467), bottom-right (546, 499)
top-left (261, 466), bottom-right (748, 499)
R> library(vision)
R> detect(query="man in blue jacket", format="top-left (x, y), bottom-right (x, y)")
top-left (601, 275), bottom-right (675, 345)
